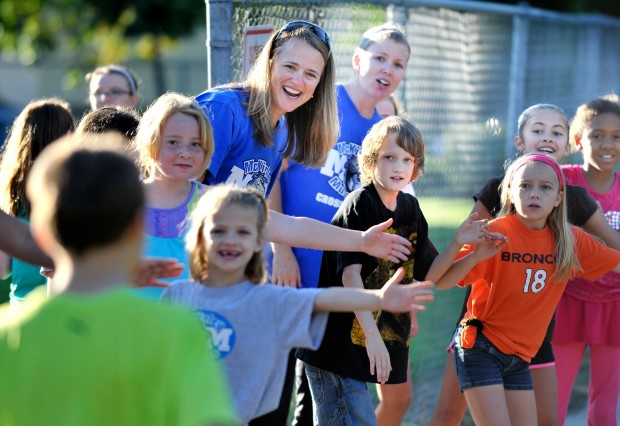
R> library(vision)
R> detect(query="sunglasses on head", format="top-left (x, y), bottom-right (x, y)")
top-left (272, 20), bottom-right (332, 53)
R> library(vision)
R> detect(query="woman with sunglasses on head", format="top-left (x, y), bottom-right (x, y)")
top-left (195, 20), bottom-right (337, 197)
top-left (195, 22), bottom-right (413, 426)
top-left (268, 23), bottom-right (413, 426)
top-left (194, 20), bottom-right (337, 426)
top-left (86, 64), bottom-right (140, 111)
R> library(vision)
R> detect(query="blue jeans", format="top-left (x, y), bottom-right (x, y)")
top-left (304, 363), bottom-right (377, 426)
top-left (454, 326), bottom-right (533, 391)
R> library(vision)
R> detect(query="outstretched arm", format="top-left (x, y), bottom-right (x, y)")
top-left (313, 268), bottom-right (434, 312)
top-left (0, 211), bottom-right (52, 267)
top-left (432, 236), bottom-right (508, 290)
top-left (266, 212), bottom-right (411, 262)
top-left (426, 213), bottom-right (506, 283)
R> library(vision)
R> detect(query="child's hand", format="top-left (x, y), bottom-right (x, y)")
top-left (473, 232), bottom-right (509, 261)
top-left (270, 244), bottom-right (301, 287)
top-left (133, 257), bottom-right (184, 288)
top-left (361, 218), bottom-right (411, 263)
top-left (379, 267), bottom-right (434, 312)
top-left (365, 333), bottom-right (392, 384)
top-left (454, 212), bottom-right (492, 246)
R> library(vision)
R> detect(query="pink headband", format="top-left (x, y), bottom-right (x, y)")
top-left (508, 154), bottom-right (564, 191)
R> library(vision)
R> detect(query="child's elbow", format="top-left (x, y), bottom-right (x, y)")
top-left (434, 279), bottom-right (457, 290)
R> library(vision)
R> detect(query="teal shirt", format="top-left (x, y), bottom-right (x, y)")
top-left (10, 214), bottom-right (45, 301)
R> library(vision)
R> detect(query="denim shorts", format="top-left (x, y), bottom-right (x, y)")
top-left (454, 326), bottom-right (533, 391)
top-left (304, 363), bottom-right (377, 426)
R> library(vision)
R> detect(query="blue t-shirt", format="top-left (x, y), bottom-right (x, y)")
top-left (278, 85), bottom-right (381, 288)
top-left (195, 87), bottom-right (287, 196)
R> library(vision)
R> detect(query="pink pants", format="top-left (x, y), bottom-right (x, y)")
top-left (552, 341), bottom-right (620, 426)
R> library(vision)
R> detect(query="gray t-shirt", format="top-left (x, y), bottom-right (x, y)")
top-left (162, 280), bottom-right (328, 423)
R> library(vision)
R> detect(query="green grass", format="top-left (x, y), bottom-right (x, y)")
top-left (404, 196), bottom-right (474, 423)
top-left (417, 196), bottom-right (475, 250)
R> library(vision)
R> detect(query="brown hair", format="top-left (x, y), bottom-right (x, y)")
top-left (0, 98), bottom-right (75, 217)
top-left (358, 116), bottom-right (425, 184)
top-left (237, 22), bottom-right (338, 167)
top-left (570, 95), bottom-right (620, 151)
top-left (186, 185), bottom-right (269, 285)
top-left (26, 134), bottom-right (144, 256)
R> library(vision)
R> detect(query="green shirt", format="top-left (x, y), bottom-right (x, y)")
top-left (0, 287), bottom-right (238, 425)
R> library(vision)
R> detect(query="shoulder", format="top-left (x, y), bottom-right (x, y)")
top-left (195, 180), bottom-right (209, 196)
top-left (339, 186), bottom-right (374, 212)
top-left (195, 87), bottom-right (247, 112)
top-left (162, 279), bottom-right (203, 301)
top-left (397, 191), bottom-right (421, 210)
top-left (565, 183), bottom-right (588, 198)
top-left (561, 164), bottom-right (581, 177)
top-left (566, 184), bottom-right (597, 210)
top-left (488, 214), bottom-right (512, 232)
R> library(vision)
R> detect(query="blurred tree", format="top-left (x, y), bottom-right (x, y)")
top-left (0, 0), bottom-right (205, 93)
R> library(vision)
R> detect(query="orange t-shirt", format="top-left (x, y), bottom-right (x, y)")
top-left (458, 213), bottom-right (620, 362)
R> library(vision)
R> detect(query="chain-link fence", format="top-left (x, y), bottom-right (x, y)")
top-left (209, 0), bottom-right (620, 198)
top-left (205, 1), bottom-right (620, 423)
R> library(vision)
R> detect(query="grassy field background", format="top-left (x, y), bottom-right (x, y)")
top-left (397, 196), bottom-right (474, 424)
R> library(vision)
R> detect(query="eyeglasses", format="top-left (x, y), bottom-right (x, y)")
top-left (91, 89), bottom-right (131, 98)
top-left (272, 20), bottom-right (331, 53)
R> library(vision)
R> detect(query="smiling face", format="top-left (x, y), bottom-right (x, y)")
top-left (509, 161), bottom-right (563, 229)
top-left (269, 38), bottom-right (325, 124)
top-left (577, 112), bottom-right (620, 174)
top-left (202, 203), bottom-right (262, 285)
top-left (372, 132), bottom-right (416, 207)
top-left (154, 112), bottom-right (205, 181)
top-left (89, 73), bottom-right (137, 110)
top-left (354, 38), bottom-right (409, 101)
top-left (515, 109), bottom-right (569, 161)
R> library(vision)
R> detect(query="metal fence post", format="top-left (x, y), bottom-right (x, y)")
top-left (388, 4), bottom-right (408, 111)
top-left (505, 4), bottom-right (529, 159)
top-left (206, 0), bottom-right (234, 88)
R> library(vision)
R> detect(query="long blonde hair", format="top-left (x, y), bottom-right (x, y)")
top-left (498, 154), bottom-right (581, 281)
top-left (241, 22), bottom-right (338, 167)
top-left (186, 185), bottom-right (269, 285)
top-left (133, 92), bottom-right (213, 178)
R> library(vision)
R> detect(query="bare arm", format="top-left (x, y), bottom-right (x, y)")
top-left (425, 201), bottom-right (491, 283)
top-left (471, 199), bottom-right (493, 221)
top-left (313, 267), bottom-right (434, 312)
top-left (433, 237), bottom-right (508, 290)
top-left (0, 211), bottom-right (52, 267)
top-left (426, 212), bottom-right (507, 283)
top-left (267, 161), bottom-right (301, 287)
top-left (266, 212), bottom-right (410, 262)
top-left (583, 207), bottom-right (620, 251)
top-left (342, 264), bottom-right (391, 383)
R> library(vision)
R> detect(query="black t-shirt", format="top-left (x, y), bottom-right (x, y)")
top-left (297, 183), bottom-right (438, 384)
